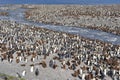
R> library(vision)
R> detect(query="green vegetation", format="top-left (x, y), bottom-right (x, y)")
top-left (0, 73), bottom-right (25, 80)
top-left (0, 12), bottom-right (8, 16)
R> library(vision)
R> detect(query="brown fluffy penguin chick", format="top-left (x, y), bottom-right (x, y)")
top-left (20, 64), bottom-right (26, 67)
top-left (68, 66), bottom-right (72, 70)
top-left (77, 60), bottom-right (81, 65)
top-left (61, 65), bottom-right (66, 69)
top-left (53, 56), bottom-right (59, 60)
top-left (30, 64), bottom-right (34, 66)
top-left (16, 58), bottom-right (20, 63)
top-left (81, 66), bottom-right (87, 71)
top-left (71, 60), bottom-right (76, 63)
top-left (66, 60), bottom-right (71, 66)
top-left (40, 61), bottom-right (47, 68)
top-left (72, 69), bottom-right (80, 77)
top-left (53, 64), bottom-right (58, 69)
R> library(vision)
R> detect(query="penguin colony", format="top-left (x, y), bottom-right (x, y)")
top-left (0, 20), bottom-right (120, 80)
top-left (25, 5), bottom-right (120, 35)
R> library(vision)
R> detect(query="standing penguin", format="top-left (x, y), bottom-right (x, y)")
top-left (35, 68), bottom-right (39, 76)
top-left (30, 65), bottom-right (34, 72)
top-left (22, 70), bottom-right (26, 77)
top-left (49, 60), bottom-right (54, 68)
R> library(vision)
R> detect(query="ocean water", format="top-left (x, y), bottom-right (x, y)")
top-left (0, 0), bottom-right (120, 4)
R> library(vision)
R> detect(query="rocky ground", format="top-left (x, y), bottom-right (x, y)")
top-left (24, 5), bottom-right (120, 35)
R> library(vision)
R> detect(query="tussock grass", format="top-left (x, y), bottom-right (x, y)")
top-left (0, 12), bottom-right (8, 16)
top-left (0, 73), bottom-right (25, 80)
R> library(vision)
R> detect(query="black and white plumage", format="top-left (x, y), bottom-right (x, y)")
top-left (49, 59), bottom-right (55, 68)
top-left (35, 68), bottom-right (39, 76)
top-left (22, 70), bottom-right (26, 77)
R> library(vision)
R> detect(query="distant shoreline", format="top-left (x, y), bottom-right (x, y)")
top-left (0, 0), bottom-right (120, 5)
